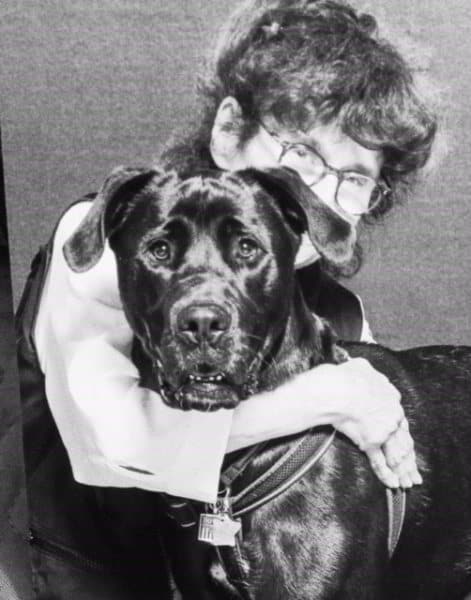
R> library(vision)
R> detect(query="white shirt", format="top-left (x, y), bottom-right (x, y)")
top-left (34, 203), bottom-right (372, 503)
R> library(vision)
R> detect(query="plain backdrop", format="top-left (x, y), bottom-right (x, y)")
top-left (1, 0), bottom-right (470, 349)
top-left (0, 132), bottom-right (32, 600)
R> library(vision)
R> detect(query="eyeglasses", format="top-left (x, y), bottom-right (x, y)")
top-left (258, 121), bottom-right (391, 217)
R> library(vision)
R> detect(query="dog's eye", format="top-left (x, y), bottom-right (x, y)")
top-left (237, 237), bottom-right (259, 259)
top-left (148, 240), bottom-right (171, 261)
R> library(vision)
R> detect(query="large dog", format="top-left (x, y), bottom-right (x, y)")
top-left (64, 166), bottom-right (471, 599)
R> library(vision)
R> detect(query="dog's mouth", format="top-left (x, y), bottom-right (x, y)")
top-left (187, 372), bottom-right (227, 385)
top-left (157, 365), bottom-right (256, 412)
top-left (176, 370), bottom-right (242, 411)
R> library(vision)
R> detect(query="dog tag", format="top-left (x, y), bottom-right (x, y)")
top-left (198, 513), bottom-right (241, 547)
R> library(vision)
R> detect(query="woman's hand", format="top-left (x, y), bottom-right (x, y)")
top-left (317, 358), bottom-right (421, 488)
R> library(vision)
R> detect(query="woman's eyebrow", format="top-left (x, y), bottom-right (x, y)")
top-left (300, 138), bottom-right (379, 179)
top-left (280, 129), bottom-right (380, 179)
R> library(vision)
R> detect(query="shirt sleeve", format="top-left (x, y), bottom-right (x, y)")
top-left (34, 202), bottom-right (234, 503)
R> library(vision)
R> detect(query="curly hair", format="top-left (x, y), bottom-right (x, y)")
top-left (163, 0), bottom-right (438, 223)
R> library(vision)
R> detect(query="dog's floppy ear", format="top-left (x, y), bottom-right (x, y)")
top-left (63, 166), bottom-right (157, 272)
top-left (247, 167), bottom-right (356, 265)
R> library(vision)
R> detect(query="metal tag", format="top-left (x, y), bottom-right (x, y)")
top-left (198, 513), bottom-right (241, 547)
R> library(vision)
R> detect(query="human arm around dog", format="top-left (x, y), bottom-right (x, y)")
top-left (228, 359), bottom-right (421, 488)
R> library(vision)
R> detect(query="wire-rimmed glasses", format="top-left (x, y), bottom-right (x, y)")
top-left (259, 121), bottom-right (391, 217)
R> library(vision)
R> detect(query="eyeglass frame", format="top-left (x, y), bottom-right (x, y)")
top-left (257, 120), bottom-right (391, 217)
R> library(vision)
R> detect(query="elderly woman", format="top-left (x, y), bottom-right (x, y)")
top-left (17, 1), bottom-right (436, 597)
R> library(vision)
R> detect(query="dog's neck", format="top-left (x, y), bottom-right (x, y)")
top-left (257, 285), bottom-right (329, 393)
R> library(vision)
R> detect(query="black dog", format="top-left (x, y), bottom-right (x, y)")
top-left (64, 166), bottom-right (471, 600)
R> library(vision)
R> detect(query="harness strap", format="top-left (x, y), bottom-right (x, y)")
top-left (387, 488), bottom-right (406, 556)
top-left (231, 428), bottom-right (335, 517)
top-left (213, 429), bottom-right (336, 600)
top-left (219, 442), bottom-right (269, 491)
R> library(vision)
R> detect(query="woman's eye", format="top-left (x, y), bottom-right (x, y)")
top-left (149, 240), bottom-right (171, 261)
top-left (292, 145), bottom-right (309, 158)
top-left (237, 238), bottom-right (259, 259)
top-left (344, 173), bottom-right (370, 188)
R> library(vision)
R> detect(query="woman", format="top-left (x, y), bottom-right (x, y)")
top-left (17, 1), bottom-right (436, 597)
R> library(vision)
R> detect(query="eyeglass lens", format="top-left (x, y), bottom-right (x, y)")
top-left (280, 144), bottom-right (381, 216)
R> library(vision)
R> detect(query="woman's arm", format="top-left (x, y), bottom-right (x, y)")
top-left (35, 202), bottom-right (235, 503)
top-left (228, 359), bottom-right (421, 488)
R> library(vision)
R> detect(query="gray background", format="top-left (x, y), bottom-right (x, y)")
top-left (1, 0), bottom-right (470, 349)
top-left (0, 137), bottom-right (31, 600)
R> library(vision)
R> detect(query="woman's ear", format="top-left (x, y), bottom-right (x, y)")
top-left (210, 96), bottom-right (245, 169)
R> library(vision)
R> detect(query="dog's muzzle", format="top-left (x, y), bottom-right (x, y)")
top-left (149, 300), bottom-right (261, 411)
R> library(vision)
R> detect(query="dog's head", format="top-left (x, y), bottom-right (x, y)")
top-left (63, 166), bottom-right (356, 411)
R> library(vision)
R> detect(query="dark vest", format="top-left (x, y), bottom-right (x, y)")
top-left (15, 199), bottom-right (363, 598)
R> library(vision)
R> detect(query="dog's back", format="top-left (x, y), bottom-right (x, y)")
top-left (370, 345), bottom-right (471, 599)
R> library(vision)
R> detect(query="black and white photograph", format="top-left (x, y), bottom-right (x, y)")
top-left (1, 1), bottom-right (471, 598)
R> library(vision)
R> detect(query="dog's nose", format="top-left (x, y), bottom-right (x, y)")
top-left (177, 304), bottom-right (231, 346)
